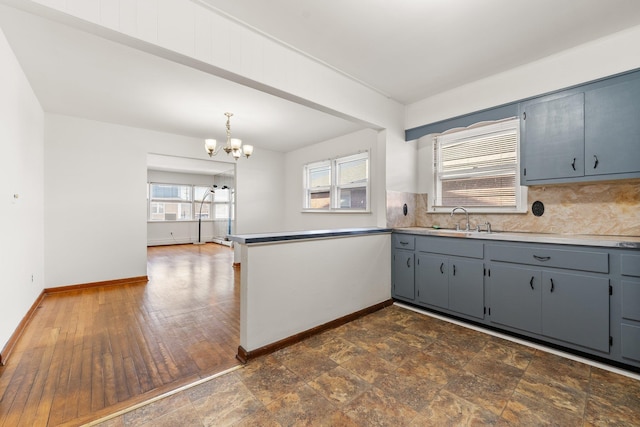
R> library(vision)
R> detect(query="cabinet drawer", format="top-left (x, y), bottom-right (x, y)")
top-left (622, 280), bottom-right (640, 322)
top-left (416, 236), bottom-right (483, 259)
top-left (487, 244), bottom-right (608, 273)
top-left (621, 254), bottom-right (640, 277)
top-left (393, 234), bottom-right (415, 250)
top-left (621, 324), bottom-right (640, 362)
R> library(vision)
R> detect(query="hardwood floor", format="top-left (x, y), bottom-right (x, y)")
top-left (0, 243), bottom-right (240, 427)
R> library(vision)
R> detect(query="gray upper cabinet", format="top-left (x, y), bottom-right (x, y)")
top-left (522, 92), bottom-right (585, 181)
top-left (521, 69), bottom-right (640, 185)
top-left (585, 77), bottom-right (640, 176)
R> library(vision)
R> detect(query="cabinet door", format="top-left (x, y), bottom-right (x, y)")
top-left (489, 264), bottom-right (542, 334)
top-left (585, 78), bottom-right (640, 176)
top-left (523, 93), bottom-right (585, 181)
top-left (542, 271), bottom-right (610, 353)
top-left (416, 254), bottom-right (448, 309)
top-left (449, 258), bottom-right (484, 319)
top-left (393, 250), bottom-right (415, 300)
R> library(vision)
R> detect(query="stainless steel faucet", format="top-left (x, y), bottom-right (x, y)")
top-left (450, 206), bottom-right (470, 231)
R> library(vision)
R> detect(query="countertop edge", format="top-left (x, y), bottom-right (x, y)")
top-left (393, 227), bottom-right (640, 249)
top-left (228, 227), bottom-right (392, 245)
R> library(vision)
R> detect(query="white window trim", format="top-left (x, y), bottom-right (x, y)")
top-left (302, 151), bottom-right (370, 213)
top-left (429, 118), bottom-right (528, 214)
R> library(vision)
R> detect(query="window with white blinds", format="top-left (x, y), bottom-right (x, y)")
top-left (433, 118), bottom-right (526, 212)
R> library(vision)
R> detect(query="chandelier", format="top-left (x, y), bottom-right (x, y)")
top-left (205, 112), bottom-right (253, 160)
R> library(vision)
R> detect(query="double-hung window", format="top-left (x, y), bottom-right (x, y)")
top-left (303, 152), bottom-right (369, 211)
top-left (432, 118), bottom-right (526, 212)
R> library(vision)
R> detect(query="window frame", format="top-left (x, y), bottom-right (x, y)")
top-left (148, 182), bottom-right (225, 222)
top-left (302, 151), bottom-right (370, 213)
top-left (430, 118), bottom-right (527, 214)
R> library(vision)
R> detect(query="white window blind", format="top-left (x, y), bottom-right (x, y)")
top-left (433, 118), bottom-right (524, 210)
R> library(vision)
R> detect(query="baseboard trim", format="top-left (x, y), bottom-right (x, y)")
top-left (44, 276), bottom-right (149, 294)
top-left (236, 298), bottom-right (393, 364)
top-left (1, 276), bottom-right (148, 366)
top-left (0, 291), bottom-right (46, 366)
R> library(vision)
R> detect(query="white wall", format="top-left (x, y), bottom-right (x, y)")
top-left (0, 27), bottom-right (45, 352)
top-left (240, 233), bottom-right (391, 351)
top-left (44, 114), bottom-right (285, 288)
top-left (282, 129), bottom-right (384, 231)
top-left (406, 24), bottom-right (640, 130)
top-left (44, 115), bottom-right (149, 287)
top-left (235, 148), bottom-right (286, 233)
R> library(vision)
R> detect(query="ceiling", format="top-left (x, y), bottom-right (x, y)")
top-left (200, 0), bottom-right (640, 104)
top-left (2, 0), bottom-right (640, 154)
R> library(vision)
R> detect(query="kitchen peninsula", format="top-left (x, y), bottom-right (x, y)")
top-left (229, 227), bottom-right (392, 363)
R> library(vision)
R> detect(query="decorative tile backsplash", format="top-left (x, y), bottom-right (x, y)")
top-left (387, 179), bottom-right (640, 236)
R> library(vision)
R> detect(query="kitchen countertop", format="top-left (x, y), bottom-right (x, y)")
top-left (394, 227), bottom-right (640, 249)
top-left (228, 227), bottom-right (392, 245)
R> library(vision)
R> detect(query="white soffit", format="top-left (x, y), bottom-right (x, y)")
top-left (0, 4), bottom-right (365, 152)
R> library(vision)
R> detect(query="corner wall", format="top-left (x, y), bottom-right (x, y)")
top-left (283, 129), bottom-right (385, 231)
top-left (0, 27), bottom-right (45, 352)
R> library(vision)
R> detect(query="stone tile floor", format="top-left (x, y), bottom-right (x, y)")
top-left (95, 305), bottom-right (640, 426)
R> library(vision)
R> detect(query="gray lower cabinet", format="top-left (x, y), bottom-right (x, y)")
top-left (416, 254), bottom-right (448, 309)
top-left (415, 236), bottom-right (485, 320)
top-left (392, 249), bottom-right (415, 301)
top-left (392, 232), bottom-right (640, 369)
top-left (540, 271), bottom-right (609, 353)
top-left (621, 254), bottom-right (640, 363)
top-left (489, 264), bottom-right (542, 333)
top-left (416, 254), bottom-right (484, 318)
top-left (487, 242), bottom-right (611, 353)
top-left (392, 234), bottom-right (416, 301)
top-left (449, 258), bottom-right (485, 319)
top-left (490, 265), bottom-right (610, 352)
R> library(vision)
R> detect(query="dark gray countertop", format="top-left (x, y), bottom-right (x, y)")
top-left (228, 227), bottom-right (392, 245)
top-left (394, 227), bottom-right (640, 249)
